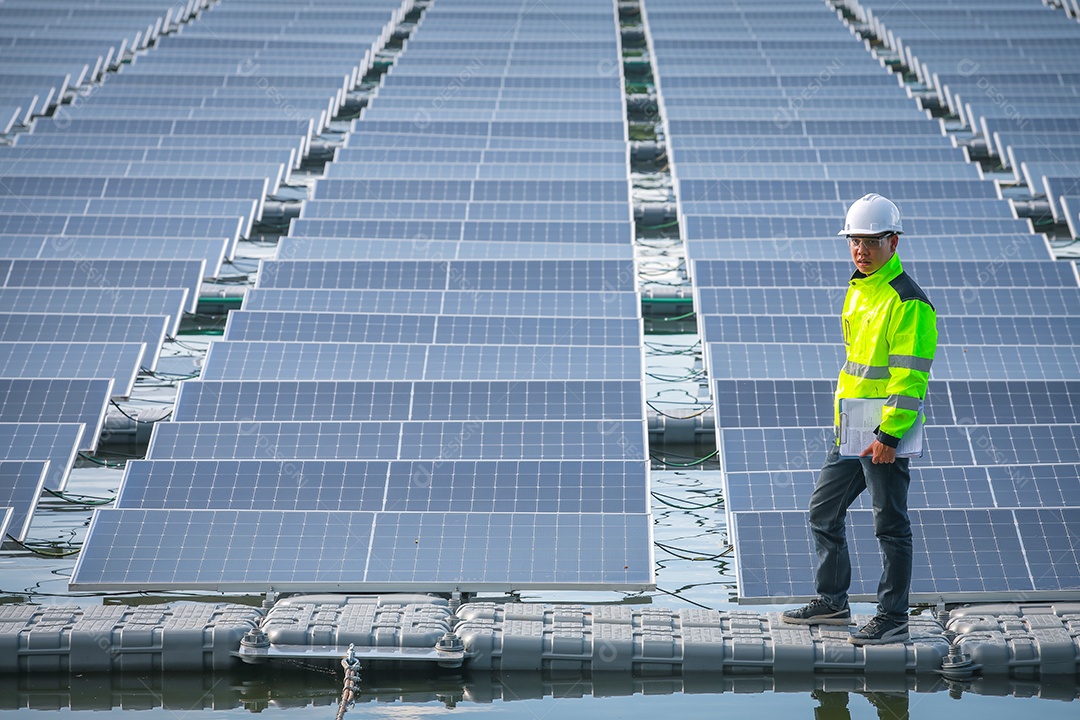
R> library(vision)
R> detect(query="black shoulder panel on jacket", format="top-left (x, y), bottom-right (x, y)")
top-left (889, 272), bottom-right (935, 310)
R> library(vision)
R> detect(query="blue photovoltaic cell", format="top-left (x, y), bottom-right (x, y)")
top-left (0, 235), bottom-right (229, 276)
top-left (966, 425), bottom-right (1080, 465)
top-left (313, 179), bottom-right (629, 203)
top-left (690, 260), bottom-right (1078, 289)
top-left (724, 465), bottom-right (995, 513)
top-left (938, 316), bottom-right (1080, 346)
top-left (733, 509), bottom-right (1040, 602)
top-left (145, 420), bottom-right (646, 461)
top-left (272, 238), bottom-right (635, 261)
top-left (988, 464), bottom-right (1080, 508)
top-left (0, 460), bottom-right (50, 541)
top-left (172, 379), bottom-right (644, 422)
top-left (706, 343), bottom-right (1080, 381)
top-left (0, 288), bottom-right (188, 335)
top-left (1014, 508), bottom-right (1080, 593)
top-left (0, 422), bottom-right (83, 490)
top-left (241, 289), bottom-right (640, 318)
top-left (706, 342), bottom-right (843, 380)
top-left (69, 509), bottom-right (653, 591)
top-left (255, 260), bottom-right (638, 292)
top-left (700, 315), bottom-right (839, 344)
top-left (224, 312), bottom-right (641, 346)
top-left (678, 178), bottom-right (998, 203)
top-left (288, 218), bottom-right (630, 244)
top-left (200, 342), bottom-right (642, 381)
top-left (719, 426), bottom-right (977, 472)
top-left (712, 379), bottom-right (834, 428)
top-left (0, 379), bottom-right (112, 450)
top-left (0, 342), bottom-right (144, 397)
top-left (683, 215), bottom-right (1032, 240)
top-left (696, 286), bottom-right (1080, 317)
top-left (116, 459), bottom-right (647, 514)
top-left (0, 313), bottom-right (169, 370)
top-left (684, 236), bottom-right (1049, 262)
top-left (947, 381), bottom-right (1080, 425)
top-left (2, 259), bottom-right (206, 312)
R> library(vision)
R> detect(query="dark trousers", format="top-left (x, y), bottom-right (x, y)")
top-left (809, 445), bottom-right (912, 621)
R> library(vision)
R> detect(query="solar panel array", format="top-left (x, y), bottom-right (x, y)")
top-left (72, 0), bottom-right (653, 593)
top-left (849, 0), bottom-right (1080, 233)
top-left (2, 0), bottom-right (412, 542)
top-left (645, 0), bottom-right (1080, 602)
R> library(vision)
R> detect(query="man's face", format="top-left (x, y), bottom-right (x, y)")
top-left (848, 233), bottom-right (898, 275)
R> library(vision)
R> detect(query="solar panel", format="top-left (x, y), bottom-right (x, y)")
top-left (684, 236), bottom-right (1049, 262)
top-left (701, 315), bottom-right (839, 344)
top-left (241, 289), bottom-right (640, 318)
top-left (200, 342), bottom-right (642, 381)
top-left (697, 286), bottom-right (1080, 317)
top-left (0, 288), bottom-right (188, 335)
top-left (0, 378), bottom-right (112, 450)
top-left (0, 313), bottom-right (169, 370)
top-left (678, 179), bottom-right (997, 202)
top-left (0, 423), bottom-right (83, 490)
top-left (0, 460), bottom-right (50, 541)
top-left (145, 420), bottom-right (646, 461)
top-left (982, 458), bottom-right (1079, 501)
top-left (3, 259), bottom-right (206, 312)
top-left (117, 459), bottom-right (647, 514)
top-left (0, 507), bottom-right (11, 542)
top-left (0, 342), bottom-right (144, 396)
top-left (70, 509), bottom-right (653, 591)
top-left (312, 179), bottom-right (629, 203)
top-left (724, 465), bottom-right (998, 513)
top-left (732, 508), bottom-right (1059, 603)
top-left (938, 316), bottom-right (1080, 346)
top-left (712, 379), bottom-right (834, 428)
top-left (288, 219), bottom-right (631, 244)
top-left (223, 312), bottom-right (641, 346)
top-left (0, 235), bottom-right (229, 275)
top-left (691, 259), bottom-right (1077, 289)
top-left (256, 260), bottom-right (638, 292)
top-left (719, 426), bottom-right (977, 472)
top-left (172, 379), bottom-right (645, 422)
top-left (683, 215), bottom-right (1031, 239)
top-left (272, 238), bottom-right (635, 261)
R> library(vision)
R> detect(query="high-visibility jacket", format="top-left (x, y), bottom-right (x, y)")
top-left (836, 252), bottom-right (937, 447)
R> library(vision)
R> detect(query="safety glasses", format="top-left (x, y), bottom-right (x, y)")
top-left (846, 234), bottom-right (892, 249)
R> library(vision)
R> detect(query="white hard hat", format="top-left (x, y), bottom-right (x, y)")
top-left (838, 193), bottom-right (903, 236)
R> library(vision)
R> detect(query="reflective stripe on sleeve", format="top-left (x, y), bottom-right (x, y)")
top-left (841, 360), bottom-right (890, 379)
top-left (885, 394), bottom-right (922, 411)
top-left (888, 354), bottom-right (933, 372)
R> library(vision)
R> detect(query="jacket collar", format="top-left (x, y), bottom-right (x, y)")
top-left (849, 252), bottom-right (903, 286)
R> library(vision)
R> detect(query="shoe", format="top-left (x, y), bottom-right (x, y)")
top-left (781, 598), bottom-right (851, 625)
top-left (848, 615), bottom-right (909, 645)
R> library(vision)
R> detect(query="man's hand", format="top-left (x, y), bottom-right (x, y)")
top-left (861, 440), bottom-right (896, 464)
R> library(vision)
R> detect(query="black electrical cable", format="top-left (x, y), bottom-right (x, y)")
top-left (650, 491), bottom-right (723, 510)
top-left (646, 402), bottom-right (712, 420)
top-left (43, 487), bottom-right (114, 505)
top-left (109, 400), bottom-right (173, 424)
top-left (5, 535), bottom-right (81, 557)
top-left (650, 450), bottom-right (719, 467)
top-left (654, 541), bottom-right (733, 561)
top-left (652, 586), bottom-right (713, 610)
top-left (77, 451), bottom-right (125, 469)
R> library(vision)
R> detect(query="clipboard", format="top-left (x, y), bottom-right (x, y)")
top-left (838, 397), bottom-right (924, 458)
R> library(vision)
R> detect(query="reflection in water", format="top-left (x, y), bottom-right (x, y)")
top-left (1, 666), bottom-right (1077, 714)
top-left (812, 690), bottom-right (908, 720)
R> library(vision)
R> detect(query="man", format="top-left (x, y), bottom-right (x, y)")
top-left (781, 193), bottom-right (937, 646)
